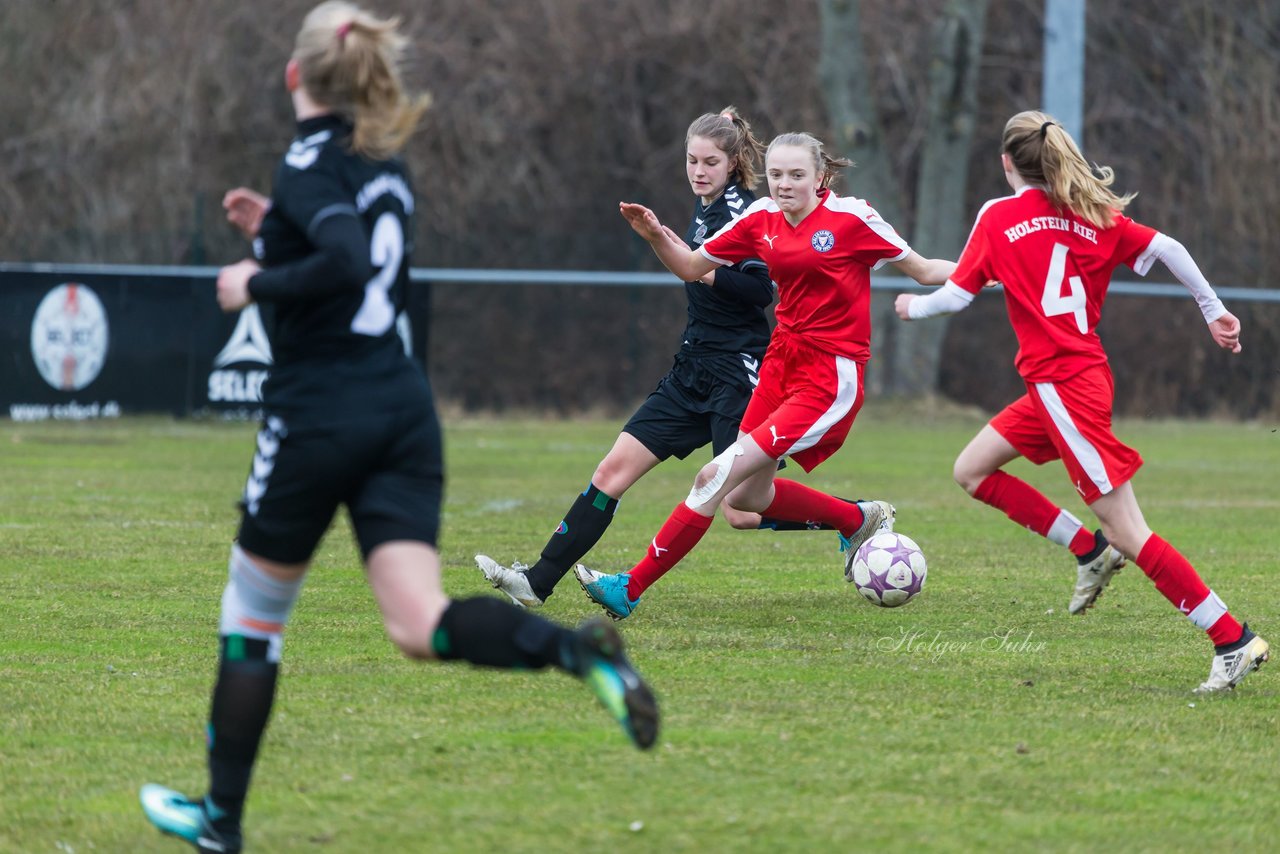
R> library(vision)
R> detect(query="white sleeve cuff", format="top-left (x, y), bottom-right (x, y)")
top-left (1140, 233), bottom-right (1227, 323)
top-left (907, 281), bottom-right (976, 319)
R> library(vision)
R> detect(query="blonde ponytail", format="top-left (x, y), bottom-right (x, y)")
top-left (1002, 110), bottom-right (1135, 229)
top-left (293, 1), bottom-right (431, 160)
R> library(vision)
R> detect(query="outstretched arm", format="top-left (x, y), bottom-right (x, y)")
top-left (1141, 233), bottom-right (1241, 354)
top-left (889, 250), bottom-right (965, 320)
top-left (890, 251), bottom-right (956, 286)
top-left (620, 202), bottom-right (718, 283)
top-left (894, 283), bottom-right (975, 321)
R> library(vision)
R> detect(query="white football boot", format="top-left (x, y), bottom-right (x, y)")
top-left (1195, 625), bottom-right (1270, 694)
top-left (839, 500), bottom-right (896, 581)
top-left (474, 555), bottom-right (543, 608)
top-left (1069, 531), bottom-right (1125, 615)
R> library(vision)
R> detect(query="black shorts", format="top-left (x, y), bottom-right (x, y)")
top-left (622, 353), bottom-right (757, 461)
top-left (236, 402), bottom-right (444, 564)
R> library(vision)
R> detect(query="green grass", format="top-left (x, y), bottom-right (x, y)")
top-left (2, 412), bottom-right (1277, 852)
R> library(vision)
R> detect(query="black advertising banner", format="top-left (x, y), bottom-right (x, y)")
top-left (1, 264), bottom-right (429, 421)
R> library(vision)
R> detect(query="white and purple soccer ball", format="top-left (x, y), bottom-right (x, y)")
top-left (847, 531), bottom-right (927, 607)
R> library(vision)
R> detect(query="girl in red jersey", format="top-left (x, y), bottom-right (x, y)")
top-left (575, 132), bottom-right (955, 620)
top-left (895, 109), bottom-right (1267, 693)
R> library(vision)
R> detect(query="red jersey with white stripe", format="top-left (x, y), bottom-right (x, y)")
top-left (699, 189), bottom-right (910, 361)
top-left (950, 186), bottom-right (1158, 381)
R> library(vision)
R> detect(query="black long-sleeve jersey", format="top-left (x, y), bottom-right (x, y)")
top-left (248, 114), bottom-right (428, 419)
top-left (679, 183), bottom-right (773, 369)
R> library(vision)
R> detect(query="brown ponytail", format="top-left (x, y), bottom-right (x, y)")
top-left (685, 106), bottom-right (766, 190)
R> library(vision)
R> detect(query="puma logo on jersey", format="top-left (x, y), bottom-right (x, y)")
top-left (769, 425), bottom-right (788, 446)
top-left (762, 234), bottom-right (778, 249)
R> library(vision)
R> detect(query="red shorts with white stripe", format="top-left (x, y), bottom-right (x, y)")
top-left (990, 362), bottom-right (1143, 504)
top-left (738, 332), bottom-right (864, 472)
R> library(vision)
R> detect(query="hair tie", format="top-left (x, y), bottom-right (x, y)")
top-left (720, 112), bottom-right (735, 122)
top-left (1039, 121), bottom-right (1055, 139)
top-left (336, 21), bottom-right (353, 44)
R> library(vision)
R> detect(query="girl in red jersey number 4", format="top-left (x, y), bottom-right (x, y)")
top-left (895, 110), bottom-right (1267, 693)
top-left (575, 133), bottom-right (955, 620)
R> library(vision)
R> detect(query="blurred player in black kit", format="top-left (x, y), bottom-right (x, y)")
top-left (476, 108), bottom-right (852, 609)
top-left (139, 4), bottom-right (657, 851)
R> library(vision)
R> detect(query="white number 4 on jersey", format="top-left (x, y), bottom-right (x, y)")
top-left (1041, 242), bottom-right (1087, 333)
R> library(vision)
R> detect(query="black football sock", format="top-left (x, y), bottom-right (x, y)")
top-left (758, 517), bottom-right (832, 531)
top-left (524, 483), bottom-right (619, 600)
top-left (207, 635), bottom-right (278, 822)
top-left (432, 597), bottom-right (581, 673)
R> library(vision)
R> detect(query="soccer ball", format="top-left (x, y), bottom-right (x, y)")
top-left (847, 531), bottom-right (927, 607)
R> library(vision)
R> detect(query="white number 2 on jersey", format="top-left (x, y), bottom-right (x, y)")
top-left (1040, 242), bottom-right (1088, 333)
top-left (351, 212), bottom-right (402, 336)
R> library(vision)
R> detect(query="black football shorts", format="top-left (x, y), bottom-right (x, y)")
top-left (622, 357), bottom-right (755, 461)
top-left (236, 402), bottom-right (444, 564)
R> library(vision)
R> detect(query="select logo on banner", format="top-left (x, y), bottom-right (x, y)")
top-left (30, 283), bottom-right (109, 391)
top-left (209, 305), bottom-right (273, 403)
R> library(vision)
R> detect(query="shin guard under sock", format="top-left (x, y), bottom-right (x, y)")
top-left (973, 471), bottom-right (1095, 555)
top-left (1136, 534), bottom-right (1243, 646)
top-left (626, 503), bottom-right (714, 598)
top-left (762, 479), bottom-right (861, 537)
top-left (525, 483), bottom-right (619, 600)
top-left (207, 635), bottom-right (278, 820)
top-left (759, 496), bottom-right (858, 531)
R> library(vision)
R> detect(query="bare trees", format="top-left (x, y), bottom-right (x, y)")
top-left (819, 0), bottom-right (989, 398)
top-left (1, 1), bottom-right (1277, 415)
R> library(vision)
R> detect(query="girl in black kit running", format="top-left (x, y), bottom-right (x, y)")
top-left (476, 109), bottom-right (842, 608)
top-left (140, 4), bottom-right (657, 851)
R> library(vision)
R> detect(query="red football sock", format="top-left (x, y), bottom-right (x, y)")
top-left (973, 471), bottom-right (1094, 555)
top-left (1136, 533), bottom-right (1243, 646)
top-left (763, 478), bottom-right (862, 537)
top-left (626, 503), bottom-right (714, 598)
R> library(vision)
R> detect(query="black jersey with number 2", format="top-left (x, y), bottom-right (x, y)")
top-left (679, 182), bottom-right (773, 360)
top-left (248, 114), bottom-right (426, 420)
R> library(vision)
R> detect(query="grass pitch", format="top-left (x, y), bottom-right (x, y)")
top-left (2, 411), bottom-right (1277, 852)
